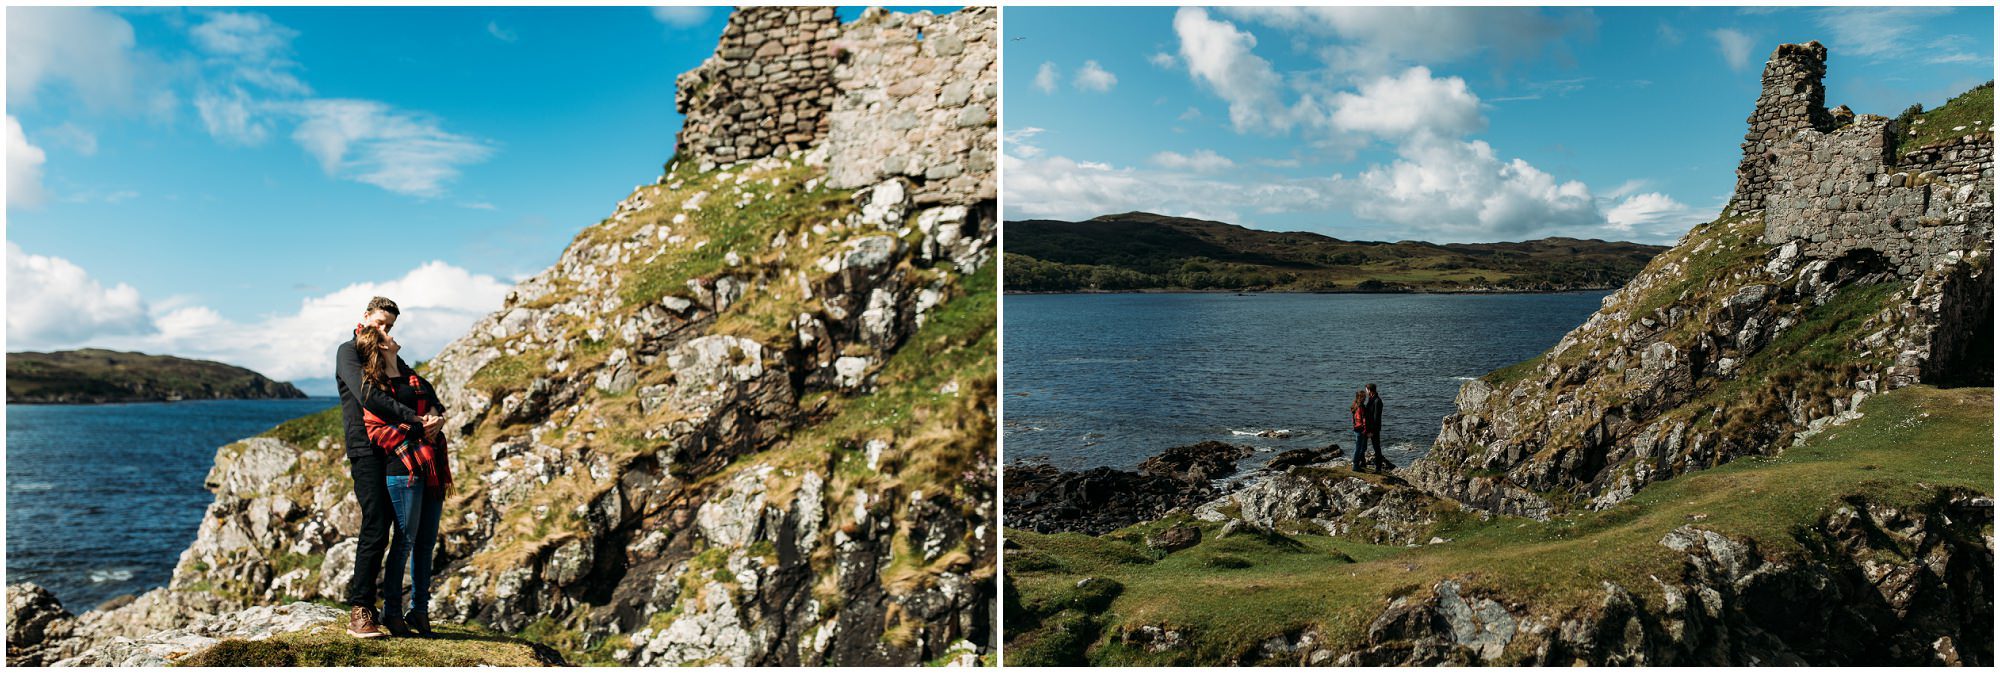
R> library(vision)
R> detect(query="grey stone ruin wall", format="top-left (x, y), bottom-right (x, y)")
top-left (1760, 121), bottom-right (1993, 280)
top-left (822, 6), bottom-right (998, 206)
top-left (672, 7), bottom-right (841, 167)
top-left (1730, 41), bottom-right (1834, 214)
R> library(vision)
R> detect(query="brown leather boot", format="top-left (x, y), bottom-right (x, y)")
top-left (348, 606), bottom-right (385, 638)
top-left (380, 611), bottom-right (415, 637)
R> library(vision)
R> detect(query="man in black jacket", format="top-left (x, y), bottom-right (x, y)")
top-left (1360, 383), bottom-right (1386, 470)
top-left (336, 296), bottom-right (438, 638)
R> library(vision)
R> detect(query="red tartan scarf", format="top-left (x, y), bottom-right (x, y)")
top-left (356, 324), bottom-right (453, 490)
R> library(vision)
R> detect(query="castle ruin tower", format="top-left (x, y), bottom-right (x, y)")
top-left (1728, 41), bottom-right (1834, 214)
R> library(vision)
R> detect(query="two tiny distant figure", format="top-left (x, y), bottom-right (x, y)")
top-left (1349, 383), bottom-right (1387, 471)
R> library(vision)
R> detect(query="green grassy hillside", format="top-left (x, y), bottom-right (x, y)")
top-left (7, 349), bottom-right (305, 404)
top-left (1004, 212), bottom-right (1665, 292)
top-left (1005, 385), bottom-right (1991, 665)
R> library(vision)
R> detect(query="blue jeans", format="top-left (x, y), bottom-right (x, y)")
top-left (1355, 429), bottom-right (1382, 467)
top-left (383, 475), bottom-right (442, 620)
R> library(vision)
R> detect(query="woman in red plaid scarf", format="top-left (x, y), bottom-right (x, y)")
top-left (354, 325), bottom-right (451, 637)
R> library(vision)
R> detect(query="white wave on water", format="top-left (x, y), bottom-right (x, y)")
top-left (1452, 376), bottom-right (1477, 381)
top-left (90, 569), bottom-right (134, 583)
top-left (1229, 429), bottom-right (1293, 438)
top-left (12, 482), bottom-right (54, 492)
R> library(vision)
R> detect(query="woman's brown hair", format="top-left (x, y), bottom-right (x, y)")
top-left (354, 326), bottom-right (397, 391)
top-left (1351, 390), bottom-right (1367, 413)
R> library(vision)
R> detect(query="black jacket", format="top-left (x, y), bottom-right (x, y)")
top-left (336, 335), bottom-right (424, 459)
top-left (1362, 393), bottom-right (1384, 433)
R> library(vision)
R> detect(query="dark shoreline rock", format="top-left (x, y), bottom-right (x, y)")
top-left (1006, 441), bottom-right (1255, 535)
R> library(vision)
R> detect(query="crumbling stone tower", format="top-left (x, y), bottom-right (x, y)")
top-left (1729, 41), bottom-right (1835, 214)
top-left (672, 7), bottom-right (841, 166)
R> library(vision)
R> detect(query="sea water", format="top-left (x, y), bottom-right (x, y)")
top-left (1003, 292), bottom-right (1609, 471)
top-left (6, 398), bottom-right (335, 611)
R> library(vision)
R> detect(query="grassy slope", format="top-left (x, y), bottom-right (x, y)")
top-left (1004, 213), bottom-right (1665, 292)
top-left (1894, 81), bottom-right (1994, 155)
top-left (1005, 385), bottom-right (1992, 665)
top-left (178, 622), bottom-right (565, 667)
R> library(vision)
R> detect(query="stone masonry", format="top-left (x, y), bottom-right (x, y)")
top-left (673, 7), bottom-right (997, 208)
top-left (1730, 41), bottom-right (1835, 214)
top-left (673, 7), bottom-right (841, 166)
top-left (822, 7), bottom-right (999, 206)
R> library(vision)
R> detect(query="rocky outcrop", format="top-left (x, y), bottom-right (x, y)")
top-left (1193, 464), bottom-right (1454, 546)
top-left (1408, 42), bottom-right (1994, 519)
top-left (7, 584), bottom-right (77, 666)
top-left (55, 603), bottom-right (343, 667)
top-left (1004, 464), bottom-right (1211, 537)
top-left (1005, 442), bottom-right (1256, 536)
top-left (33, 6), bottom-right (997, 668)
top-left (1268, 492), bottom-right (1993, 666)
top-left (1135, 440), bottom-right (1253, 483)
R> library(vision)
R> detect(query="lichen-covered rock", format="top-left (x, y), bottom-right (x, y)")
top-left (1194, 466), bottom-right (1453, 546)
top-left (56, 602), bottom-right (343, 667)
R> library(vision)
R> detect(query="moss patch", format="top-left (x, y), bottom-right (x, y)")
top-left (177, 622), bottom-right (567, 667)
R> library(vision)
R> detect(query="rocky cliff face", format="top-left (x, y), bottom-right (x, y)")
top-left (16, 7), bottom-right (996, 667)
top-left (1406, 43), bottom-right (1993, 519)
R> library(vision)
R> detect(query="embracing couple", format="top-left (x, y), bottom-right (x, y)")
top-left (1349, 383), bottom-right (1387, 472)
top-left (336, 296), bottom-right (453, 638)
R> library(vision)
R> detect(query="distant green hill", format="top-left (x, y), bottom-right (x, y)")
top-left (6, 349), bottom-right (305, 404)
top-left (1005, 212), bottom-right (1667, 292)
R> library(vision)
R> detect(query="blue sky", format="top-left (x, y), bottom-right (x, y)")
top-left (1003, 6), bottom-right (1995, 244)
top-left (6, 6), bottom-right (911, 391)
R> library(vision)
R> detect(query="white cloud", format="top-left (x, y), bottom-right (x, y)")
top-left (1657, 21), bottom-right (1683, 47)
top-left (1073, 60), bottom-right (1118, 92)
top-left (14, 252), bottom-right (513, 382)
top-left (1004, 150), bottom-right (1337, 224)
top-left (40, 122), bottom-right (98, 156)
top-left (1034, 62), bottom-right (1058, 94)
top-left (1178, 107), bottom-right (1203, 121)
top-left (7, 242), bottom-right (153, 348)
top-left (191, 11), bottom-right (295, 62)
top-left (1005, 126), bottom-right (1047, 158)
top-left (651, 7), bottom-right (711, 29)
top-left (195, 86), bottom-right (271, 145)
top-left (1814, 7), bottom-right (1953, 61)
top-left (1173, 7), bottom-right (1307, 134)
top-left (487, 20), bottom-right (518, 43)
top-left (8, 117), bottom-right (49, 209)
top-left (1149, 51), bottom-right (1177, 69)
top-left (1219, 7), bottom-right (1589, 75)
top-left (117, 261), bottom-right (511, 382)
top-left (6, 7), bottom-right (141, 110)
top-left (288, 99), bottom-right (495, 197)
top-left (1335, 135), bottom-right (1599, 239)
top-left (191, 11), bottom-right (309, 95)
top-left (1329, 66), bottom-right (1484, 140)
top-left (1150, 149), bottom-right (1235, 173)
top-left (1604, 192), bottom-right (1698, 235)
top-left (1711, 28), bottom-right (1754, 71)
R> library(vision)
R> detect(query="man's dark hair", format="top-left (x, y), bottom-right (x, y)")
top-left (1366, 383), bottom-right (1377, 393)
top-left (366, 296), bottom-right (400, 316)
